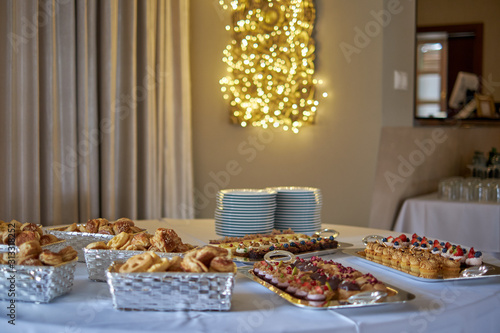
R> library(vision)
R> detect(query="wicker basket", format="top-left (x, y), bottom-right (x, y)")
top-left (0, 259), bottom-right (77, 303)
top-left (106, 261), bottom-right (235, 311)
top-left (84, 248), bottom-right (182, 282)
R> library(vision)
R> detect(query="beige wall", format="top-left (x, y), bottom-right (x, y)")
top-left (418, 0), bottom-right (500, 102)
top-left (189, 0), bottom-right (414, 227)
top-left (369, 127), bottom-right (500, 230)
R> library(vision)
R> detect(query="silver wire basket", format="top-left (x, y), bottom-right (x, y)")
top-left (0, 239), bottom-right (68, 253)
top-left (45, 228), bottom-right (114, 262)
top-left (106, 261), bottom-right (236, 311)
top-left (84, 248), bottom-right (182, 282)
top-left (0, 259), bottom-right (78, 303)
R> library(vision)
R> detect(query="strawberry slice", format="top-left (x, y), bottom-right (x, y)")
top-left (468, 247), bottom-right (476, 258)
top-left (412, 233), bottom-right (418, 239)
top-left (433, 239), bottom-right (440, 247)
top-left (454, 247), bottom-right (464, 256)
top-left (445, 242), bottom-right (452, 249)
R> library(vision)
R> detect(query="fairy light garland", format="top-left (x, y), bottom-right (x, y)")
top-left (219, 0), bottom-right (322, 133)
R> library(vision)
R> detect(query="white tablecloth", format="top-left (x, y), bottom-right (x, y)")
top-left (394, 192), bottom-right (500, 254)
top-left (1, 219), bottom-right (500, 333)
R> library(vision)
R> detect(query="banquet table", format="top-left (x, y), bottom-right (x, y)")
top-left (394, 192), bottom-right (500, 255)
top-left (1, 219), bottom-right (500, 333)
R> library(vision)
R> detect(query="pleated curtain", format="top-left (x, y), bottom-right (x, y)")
top-left (0, 0), bottom-right (194, 226)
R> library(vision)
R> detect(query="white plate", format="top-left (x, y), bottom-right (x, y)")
top-left (219, 189), bottom-right (276, 196)
top-left (269, 186), bottom-right (320, 193)
top-left (215, 210), bottom-right (275, 217)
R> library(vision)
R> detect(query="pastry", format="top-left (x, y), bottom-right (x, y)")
top-left (39, 234), bottom-right (60, 246)
top-left (107, 232), bottom-right (133, 249)
top-left (151, 228), bottom-right (182, 252)
top-left (58, 246), bottom-right (78, 262)
top-left (39, 250), bottom-right (64, 266)
top-left (119, 252), bottom-right (155, 273)
top-left (86, 241), bottom-right (110, 250)
top-left (15, 230), bottom-right (40, 246)
top-left (17, 240), bottom-right (42, 260)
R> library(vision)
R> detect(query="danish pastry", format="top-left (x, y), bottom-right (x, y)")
top-left (107, 232), bottom-right (133, 249)
top-left (85, 219), bottom-right (101, 233)
top-left (39, 234), bottom-right (60, 246)
top-left (147, 258), bottom-right (171, 272)
top-left (17, 240), bottom-right (42, 260)
top-left (180, 255), bottom-right (208, 273)
top-left (20, 223), bottom-right (43, 237)
top-left (17, 257), bottom-right (44, 266)
top-left (97, 225), bottom-right (114, 235)
top-left (151, 228), bottom-right (181, 252)
top-left (58, 246), bottom-right (78, 262)
top-left (130, 232), bottom-right (151, 248)
top-left (118, 252), bottom-right (155, 273)
top-left (15, 230), bottom-right (40, 246)
top-left (86, 241), bottom-right (110, 250)
top-left (209, 257), bottom-right (235, 272)
top-left (39, 250), bottom-right (64, 266)
top-left (112, 221), bottom-right (131, 235)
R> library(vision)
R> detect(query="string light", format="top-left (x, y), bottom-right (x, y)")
top-left (219, 0), bottom-right (322, 133)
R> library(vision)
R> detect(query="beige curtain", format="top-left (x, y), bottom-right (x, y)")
top-left (0, 0), bottom-right (194, 226)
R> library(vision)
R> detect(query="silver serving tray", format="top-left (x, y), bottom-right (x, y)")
top-left (106, 261), bottom-right (236, 311)
top-left (238, 266), bottom-right (415, 309)
top-left (84, 248), bottom-right (183, 282)
top-left (343, 248), bottom-right (500, 282)
top-left (0, 259), bottom-right (78, 303)
top-left (227, 242), bottom-right (354, 264)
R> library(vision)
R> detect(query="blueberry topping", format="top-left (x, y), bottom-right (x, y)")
top-left (421, 244), bottom-right (427, 248)
top-left (269, 246), bottom-right (275, 251)
top-left (290, 242), bottom-right (296, 247)
top-left (442, 248), bottom-right (447, 253)
top-left (413, 242), bottom-right (419, 246)
top-left (284, 243), bottom-right (289, 248)
top-left (417, 237), bottom-right (422, 241)
top-left (433, 247), bottom-right (439, 251)
top-left (329, 235), bottom-right (334, 240)
top-left (440, 242), bottom-right (445, 246)
top-left (311, 239), bottom-right (317, 244)
top-left (382, 238), bottom-right (388, 242)
top-left (462, 248), bottom-right (467, 253)
top-left (475, 251), bottom-right (482, 257)
top-left (300, 240), bottom-right (305, 245)
top-left (394, 241), bottom-right (399, 245)
top-left (317, 237), bottom-right (322, 241)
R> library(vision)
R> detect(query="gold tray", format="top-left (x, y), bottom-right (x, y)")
top-left (238, 266), bottom-right (415, 309)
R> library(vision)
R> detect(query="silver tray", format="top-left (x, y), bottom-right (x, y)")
top-left (84, 248), bottom-right (184, 282)
top-left (0, 259), bottom-right (78, 303)
top-left (44, 228), bottom-right (115, 262)
top-left (0, 240), bottom-right (68, 254)
top-left (232, 241), bottom-right (353, 263)
top-left (343, 248), bottom-right (500, 282)
top-left (106, 261), bottom-right (236, 311)
top-left (238, 266), bottom-right (415, 309)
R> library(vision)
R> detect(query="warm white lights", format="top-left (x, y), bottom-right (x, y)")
top-left (219, 0), bottom-right (321, 133)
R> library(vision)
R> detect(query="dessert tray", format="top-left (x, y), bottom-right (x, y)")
top-left (211, 228), bottom-right (352, 263)
top-left (231, 241), bottom-right (353, 263)
top-left (238, 251), bottom-right (415, 309)
top-left (106, 261), bottom-right (236, 311)
top-left (0, 259), bottom-right (78, 303)
top-left (84, 248), bottom-right (183, 282)
top-left (343, 248), bottom-right (500, 282)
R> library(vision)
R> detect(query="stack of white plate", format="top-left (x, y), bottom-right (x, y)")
top-left (270, 187), bottom-right (322, 234)
top-left (215, 189), bottom-right (277, 237)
